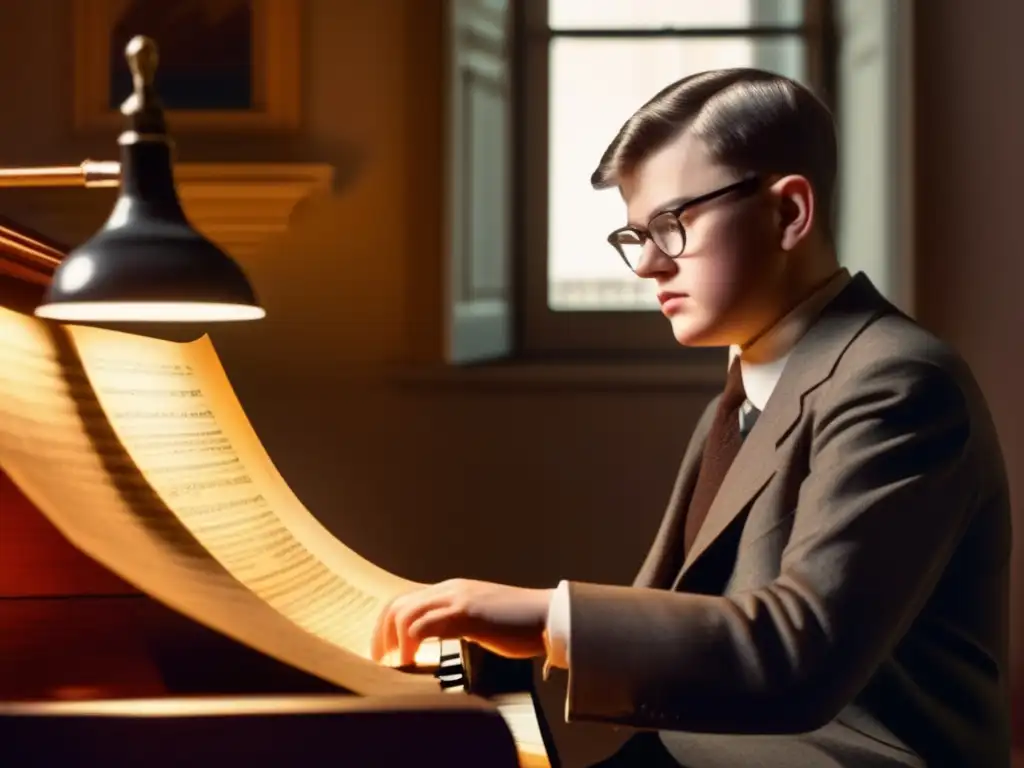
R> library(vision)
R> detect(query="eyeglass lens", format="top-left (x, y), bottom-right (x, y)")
top-left (650, 213), bottom-right (685, 256)
top-left (612, 214), bottom-right (687, 270)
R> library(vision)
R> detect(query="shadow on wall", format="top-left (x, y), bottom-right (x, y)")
top-left (209, 189), bottom-right (410, 370)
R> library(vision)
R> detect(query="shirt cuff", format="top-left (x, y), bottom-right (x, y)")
top-left (541, 579), bottom-right (571, 680)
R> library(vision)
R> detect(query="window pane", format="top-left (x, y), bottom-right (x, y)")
top-left (548, 37), bottom-right (807, 311)
top-left (549, 0), bottom-right (803, 31)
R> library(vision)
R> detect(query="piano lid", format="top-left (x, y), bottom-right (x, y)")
top-left (0, 213), bottom-right (66, 285)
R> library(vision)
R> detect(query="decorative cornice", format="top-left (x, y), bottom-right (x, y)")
top-left (0, 163), bottom-right (334, 263)
top-left (173, 163), bottom-right (335, 258)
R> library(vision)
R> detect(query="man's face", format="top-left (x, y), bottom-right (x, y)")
top-left (618, 132), bottom-right (786, 348)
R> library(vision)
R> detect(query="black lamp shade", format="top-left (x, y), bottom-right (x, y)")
top-left (35, 36), bottom-right (264, 324)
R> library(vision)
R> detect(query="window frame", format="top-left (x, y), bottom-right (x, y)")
top-left (510, 0), bottom-right (837, 361)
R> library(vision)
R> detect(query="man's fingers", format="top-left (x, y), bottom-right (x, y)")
top-left (371, 582), bottom-right (475, 665)
top-left (371, 592), bottom-right (423, 663)
top-left (370, 594), bottom-right (401, 662)
top-left (392, 593), bottom-right (453, 665)
top-left (372, 587), bottom-right (452, 664)
top-left (401, 606), bottom-right (464, 666)
top-left (369, 598), bottom-right (391, 661)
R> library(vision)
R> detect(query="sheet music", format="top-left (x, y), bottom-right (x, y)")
top-left (69, 319), bottom-right (424, 653)
top-left (0, 306), bottom-right (436, 696)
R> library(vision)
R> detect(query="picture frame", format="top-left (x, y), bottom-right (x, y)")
top-left (71, 0), bottom-right (301, 133)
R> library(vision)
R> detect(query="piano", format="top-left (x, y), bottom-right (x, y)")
top-left (0, 216), bottom-right (559, 767)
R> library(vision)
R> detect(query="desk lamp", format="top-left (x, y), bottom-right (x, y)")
top-left (23, 35), bottom-right (265, 323)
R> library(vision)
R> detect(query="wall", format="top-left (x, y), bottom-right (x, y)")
top-left (0, 0), bottom-right (1020, 765)
top-left (912, 0), bottom-right (1024, 754)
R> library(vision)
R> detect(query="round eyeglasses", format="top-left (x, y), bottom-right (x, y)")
top-left (606, 176), bottom-right (760, 272)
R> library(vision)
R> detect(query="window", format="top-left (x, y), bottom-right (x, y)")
top-left (516, 0), bottom-right (835, 358)
top-left (443, 1), bottom-right (912, 366)
top-left (833, 0), bottom-right (915, 316)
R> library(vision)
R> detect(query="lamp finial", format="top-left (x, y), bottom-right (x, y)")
top-left (120, 35), bottom-right (166, 135)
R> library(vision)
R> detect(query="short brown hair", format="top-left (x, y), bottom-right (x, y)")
top-left (591, 68), bottom-right (838, 235)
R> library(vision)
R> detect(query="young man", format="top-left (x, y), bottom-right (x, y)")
top-left (371, 69), bottom-right (1012, 767)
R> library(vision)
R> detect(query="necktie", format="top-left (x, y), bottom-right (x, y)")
top-left (684, 358), bottom-right (750, 555)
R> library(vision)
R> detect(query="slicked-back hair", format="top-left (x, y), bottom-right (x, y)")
top-left (591, 68), bottom-right (838, 237)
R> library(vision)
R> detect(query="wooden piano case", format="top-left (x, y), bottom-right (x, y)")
top-left (0, 217), bottom-right (559, 767)
top-left (0, 216), bottom-right (346, 702)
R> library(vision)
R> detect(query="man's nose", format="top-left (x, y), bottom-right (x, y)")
top-left (634, 241), bottom-right (677, 279)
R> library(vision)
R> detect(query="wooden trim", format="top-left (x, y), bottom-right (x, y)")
top-left (808, 0), bottom-right (839, 109)
top-left (71, 0), bottom-right (301, 134)
top-left (173, 163), bottom-right (334, 259)
top-left (14, 163), bottom-right (333, 263)
top-left (0, 220), bottom-right (64, 284)
top-left (0, 163), bottom-right (333, 282)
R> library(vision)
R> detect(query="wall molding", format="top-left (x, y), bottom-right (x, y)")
top-left (173, 163), bottom-right (335, 259)
top-left (0, 163), bottom-right (335, 261)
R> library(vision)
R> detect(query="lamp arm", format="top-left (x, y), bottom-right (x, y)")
top-left (0, 160), bottom-right (120, 189)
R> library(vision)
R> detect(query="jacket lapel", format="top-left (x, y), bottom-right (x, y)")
top-left (633, 402), bottom-right (716, 589)
top-left (674, 273), bottom-right (893, 582)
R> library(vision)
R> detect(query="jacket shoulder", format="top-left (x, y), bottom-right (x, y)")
top-left (834, 309), bottom-right (978, 394)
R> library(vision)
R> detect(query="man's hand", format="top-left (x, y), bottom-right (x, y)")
top-left (370, 578), bottom-right (553, 666)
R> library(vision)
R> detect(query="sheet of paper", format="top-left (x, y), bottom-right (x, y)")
top-left (0, 306), bottom-right (436, 696)
top-left (65, 318), bottom-right (424, 655)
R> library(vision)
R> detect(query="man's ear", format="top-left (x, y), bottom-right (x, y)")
top-left (770, 175), bottom-right (815, 251)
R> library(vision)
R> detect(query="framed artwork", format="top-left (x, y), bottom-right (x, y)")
top-left (72, 0), bottom-right (301, 133)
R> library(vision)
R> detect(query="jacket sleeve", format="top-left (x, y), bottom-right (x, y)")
top-left (564, 357), bottom-right (978, 733)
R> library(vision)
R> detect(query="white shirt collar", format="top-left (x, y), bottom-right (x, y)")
top-left (728, 269), bottom-right (852, 411)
